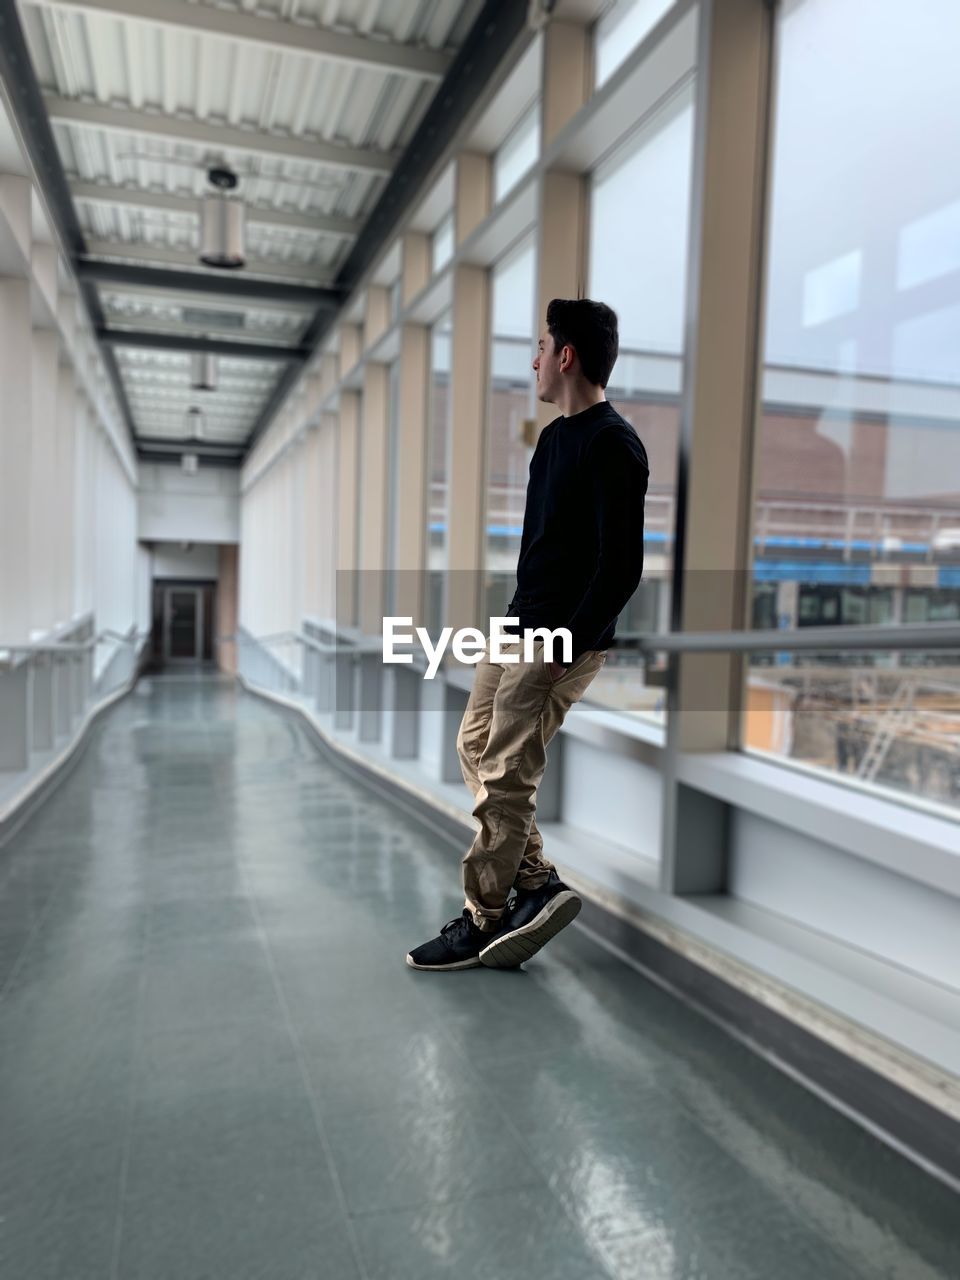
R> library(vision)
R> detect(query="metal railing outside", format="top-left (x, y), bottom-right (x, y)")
top-left (637, 619), bottom-right (960, 655)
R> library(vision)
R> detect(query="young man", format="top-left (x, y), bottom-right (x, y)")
top-left (407, 298), bottom-right (648, 972)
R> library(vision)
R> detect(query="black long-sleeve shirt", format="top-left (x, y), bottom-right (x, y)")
top-left (506, 401), bottom-right (649, 661)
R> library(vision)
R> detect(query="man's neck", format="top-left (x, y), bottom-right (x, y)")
top-left (556, 385), bottom-right (607, 419)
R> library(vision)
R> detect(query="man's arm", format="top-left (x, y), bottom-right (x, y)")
top-left (561, 429), bottom-right (648, 663)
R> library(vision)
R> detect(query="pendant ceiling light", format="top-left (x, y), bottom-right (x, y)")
top-left (185, 405), bottom-right (205, 440)
top-left (200, 166), bottom-right (245, 269)
top-left (190, 351), bottom-right (218, 391)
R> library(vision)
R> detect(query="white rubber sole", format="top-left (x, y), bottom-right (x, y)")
top-left (405, 953), bottom-right (481, 971)
top-left (478, 891), bottom-right (582, 969)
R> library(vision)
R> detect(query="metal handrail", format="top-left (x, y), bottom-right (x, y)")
top-left (0, 629), bottom-right (146, 670)
top-left (0, 640), bottom-right (94, 656)
top-left (228, 629), bottom-right (337, 656)
top-left (637, 621), bottom-right (960, 655)
top-left (0, 628), bottom-right (147, 657)
top-left (230, 620), bottom-right (960, 667)
top-left (98, 628), bottom-right (147, 647)
top-left (230, 628), bottom-right (385, 656)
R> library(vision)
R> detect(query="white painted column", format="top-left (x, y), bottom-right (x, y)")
top-left (0, 180), bottom-right (34, 767)
top-left (30, 319), bottom-right (60, 636)
top-left (0, 177), bottom-right (34, 650)
top-left (28, 260), bottom-right (62, 751)
top-left (73, 383), bottom-right (95, 622)
top-left (0, 274), bottom-right (33, 648)
top-left (0, 261), bottom-right (33, 762)
top-left (290, 436), bottom-right (305, 657)
top-left (55, 303), bottom-right (78, 629)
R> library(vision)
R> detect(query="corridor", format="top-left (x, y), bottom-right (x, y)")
top-left (0, 674), bottom-right (956, 1279)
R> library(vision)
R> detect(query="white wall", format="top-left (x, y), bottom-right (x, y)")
top-left (729, 808), bottom-right (960, 991)
top-left (138, 463), bottom-right (240, 544)
top-left (239, 396), bottom-right (337, 649)
top-left (151, 542), bottom-right (220, 580)
top-left (0, 108), bottom-right (143, 653)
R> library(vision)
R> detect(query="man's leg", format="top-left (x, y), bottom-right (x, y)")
top-left (406, 644), bottom-right (605, 971)
top-left (406, 645), bottom-right (523, 972)
top-left (457, 649), bottom-right (552, 891)
top-left (462, 645), bottom-right (606, 932)
top-left (456, 647), bottom-right (501, 797)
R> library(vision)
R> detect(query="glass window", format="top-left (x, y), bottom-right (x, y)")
top-left (486, 238), bottom-right (536, 622)
top-left (493, 103), bottom-right (540, 204)
top-left (595, 0), bottom-right (678, 88)
top-left (426, 314), bottom-right (452, 637)
top-left (585, 84), bottom-right (695, 721)
top-left (745, 0), bottom-right (960, 811)
top-left (431, 212), bottom-right (454, 274)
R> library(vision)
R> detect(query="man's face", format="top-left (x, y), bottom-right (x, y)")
top-left (532, 329), bottom-right (564, 403)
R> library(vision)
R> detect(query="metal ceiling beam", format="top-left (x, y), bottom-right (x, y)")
top-left (101, 314), bottom-right (305, 342)
top-left (134, 425), bottom-right (260, 437)
top-left (123, 375), bottom-right (277, 391)
top-left (24, 0), bottom-right (452, 80)
top-left (137, 443), bottom-right (244, 468)
top-left (96, 281), bottom-right (311, 315)
top-left (70, 181), bottom-right (360, 239)
top-left (45, 96), bottom-right (396, 176)
top-left (139, 442), bottom-right (244, 458)
top-left (75, 256), bottom-right (340, 306)
top-left (244, 0), bottom-right (532, 456)
top-left (98, 328), bottom-right (307, 361)
top-left (84, 236), bottom-right (333, 284)
top-left (128, 397), bottom-right (272, 412)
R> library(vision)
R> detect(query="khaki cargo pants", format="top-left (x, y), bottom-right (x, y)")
top-left (456, 638), bottom-right (606, 931)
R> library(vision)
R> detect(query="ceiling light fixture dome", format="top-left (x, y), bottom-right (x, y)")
top-left (200, 166), bottom-right (245, 269)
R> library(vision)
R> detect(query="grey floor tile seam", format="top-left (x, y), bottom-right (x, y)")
top-left (233, 855), bottom-right (375, 1280)
top-left (108, 911), bottom-right (152, 1280)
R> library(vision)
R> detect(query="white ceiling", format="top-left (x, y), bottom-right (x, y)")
top-left (19, 0), bottom-right (483, 450)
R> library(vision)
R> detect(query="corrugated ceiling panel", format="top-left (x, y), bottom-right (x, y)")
top-left (20, 0), bottom-right (484, 446)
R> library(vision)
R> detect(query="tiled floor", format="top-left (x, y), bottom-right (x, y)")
top-left (0, 672), bottom-right (957, 1279)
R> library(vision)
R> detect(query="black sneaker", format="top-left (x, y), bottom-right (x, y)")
top-left (406, 910), bottom-right (488, 971)
top-left (479, 871), bottom-right (582, 969)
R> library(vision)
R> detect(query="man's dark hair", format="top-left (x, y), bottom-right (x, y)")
top-left (546, 298), bottom-right (619, 388)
